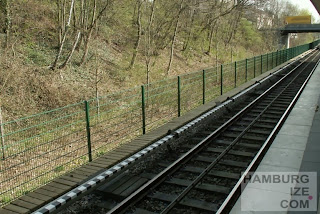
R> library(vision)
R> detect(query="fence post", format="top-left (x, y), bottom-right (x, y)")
top-left (276, 50), bottom-right (278, 66)
top-left (279, 50), bottom-right (281, 64)
top-left (234, 61), bottom-right (237, 88)
top-left (288, 49), bottom-right (290, 60)
top-left (202, 70), bottom-right (206, 104)
top-left (260, 55), bottom-right (263, 74)
top-left (292, 48), bottom-right (296, 58)
top-left (267, 53), bottom-right (269, 71)
top-left (178, 76), bottom-right (181, 117)
top-left (141, 86), bottom-right (146, 134)
top-left (0, 106), bottom-right (5, 160)
top-left (272, 52), bottom-right (274, 68)
top-left (254, 56), bottom-right (256, 78)
top-left (220, 64), bottom-right (223, 95)
top-left (280, 50), bottom-right (282, 64)
top-left (294, 47), bottom-right (296, 57)
top-left (84, 101), bottom-right (92, 162)
top-left (245, 59), bottom-right (248, 82)
top-left (284, 49), bottom-right (286, 62)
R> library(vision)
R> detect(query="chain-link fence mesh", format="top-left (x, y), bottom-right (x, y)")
top-left (0, 102), bottom-right (86, 205)
top-left (0, 41), bottom-right (317, 206)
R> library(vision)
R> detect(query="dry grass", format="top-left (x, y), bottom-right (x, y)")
top-left (1, 43), bottom-right (306, 206)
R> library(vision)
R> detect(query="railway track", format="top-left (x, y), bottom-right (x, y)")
top-left (101, 50), bottom-right (320, 214)
top-left (34, 48), bottom-right (320, 214)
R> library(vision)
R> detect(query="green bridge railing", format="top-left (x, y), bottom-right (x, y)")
top-left (0, 40), bottom-right (319, 206)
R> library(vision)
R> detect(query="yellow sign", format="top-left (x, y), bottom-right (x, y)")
top-left (285, 16), bottom-right (311, 24)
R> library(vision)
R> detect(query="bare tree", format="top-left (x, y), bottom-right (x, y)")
top-left (182, 0), bottom-right (197, 51)
top-left (56, 0), bottom-right (66, 46)
top-left (59, 30), bottom-right (81, 69)
top-left (4, 0), bottom-right (10, 50)
top-left (0, 106), bottom-right (5, 159)
top-left (52, 0), bottom-right (112, 69)
top-left (51, 0), bottom-right (75, 70)
top-left (167, 0), bottom-right (185, 75)
top-left (144, 0), bottom-right (157, 85)
top-left (206, 19), bottom-right (217, 54)
top-left (92, 56), bottom-right (103, 120)
top-left (0, 0), bottom-right (11, 50)
top-left (129, 0), bottom-right (142, 69)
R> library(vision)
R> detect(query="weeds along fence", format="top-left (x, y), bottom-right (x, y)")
top-left (0, 40), bottom-right (319, 206)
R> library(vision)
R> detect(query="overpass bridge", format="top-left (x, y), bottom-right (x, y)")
top-left (281, 24), bottom-right (320, 49)
top-left (282, 24), bottom-right (320, 34)
top-left (279, 0), bottom-right (320, 48)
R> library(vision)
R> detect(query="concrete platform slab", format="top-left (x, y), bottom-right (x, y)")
top-left (285, 115), bottom-right (314, 126)
top-left (271, 134), bottom-right (308, 151)
top-left (289, 108), bottom-right (316, 118)
top-left (256, 164), bottom-right (300, 173)
top-left (230, 51), bottom-right (320, 214)
top-left (278, 124), bottom-right (311, 137)
top-left (231, 187), bottom-right (290, 213)
top-left (259, 147), bottom-right (304, 170)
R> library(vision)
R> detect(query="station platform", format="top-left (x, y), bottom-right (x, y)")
top-left (230, 59), bottom-right (320, 213)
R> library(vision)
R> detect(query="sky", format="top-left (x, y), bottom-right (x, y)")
top-left (284, 0), bottom-right (320, 21)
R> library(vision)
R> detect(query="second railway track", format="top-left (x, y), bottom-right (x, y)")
top-left (35, 48), bottom-right (320, 214)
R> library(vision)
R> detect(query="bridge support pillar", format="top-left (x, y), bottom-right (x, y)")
top-left (280, 33), bottom-right (290, 49)
top-left (286, 33), bottom-right (290, 49)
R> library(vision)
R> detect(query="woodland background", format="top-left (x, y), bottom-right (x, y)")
top-left (0, 0), bottom-right (318, 121)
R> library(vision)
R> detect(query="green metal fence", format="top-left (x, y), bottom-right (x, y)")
top-left (0, 40), bottom-right (319, 206)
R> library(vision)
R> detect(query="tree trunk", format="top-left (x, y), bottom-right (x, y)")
top-left (166, 23), bottom-right (177, 75)
top-left (58, 0), bottom-right (66, 45)
top-left (56, 0), bottom-right (62, 45)
top-left (4, 0), bottom-right (11, 50)
top-left (52, 0), bottom-right (76, 70)
top-left (79, 0), bottom-right (113, 66)
top-left (0, 106), bottom-right (5, 159)
top-left (216, 41), bottom-right (218, 66)
top-left (129, 0), bottom-right (142, 69)
top-left (182, 2), bottom-right (195, 51)
top-left (167, 0), bottom-right (184, 75)
top-left (95, 68), bottom-right (100, 121)
top-left (72, 2), bottom-right (77, 30)
top-left (79, 27), bottom-right (93, 65)
top-left (76, 0), bottom-right (85, 51)
top-left (207, 21), bottom-right (217, 55)
top-left (59, 31), bottom-right (81, 69)
top-left (145, 0), bottom-right (156, 85)
top-left (226, 13), bottom-right (240, 46)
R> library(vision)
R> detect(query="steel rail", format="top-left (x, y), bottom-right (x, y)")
top-left (106, 50), bottom-right (319, 214)
top-left (216, 52), bottom-right (320, 214)
top-left (161, 49), bottom-right (320, 214)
